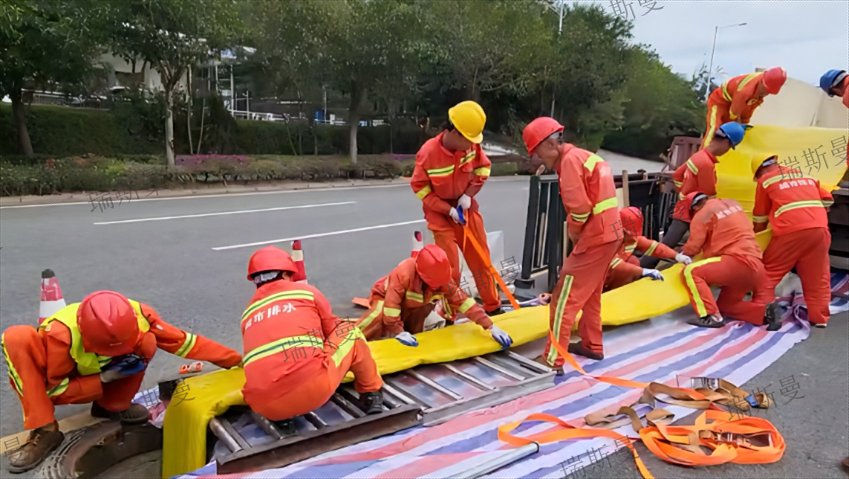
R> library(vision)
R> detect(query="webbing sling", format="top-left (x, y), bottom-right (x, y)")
top-left (459, 218), bottom-right (520, 310)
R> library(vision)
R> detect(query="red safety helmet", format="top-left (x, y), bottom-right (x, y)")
top-left (77, 291), bottom-right (140, 357)
top-left (415, 245), bottom-right (452, 289)
top-left (762, 67), bottom-right (787, 95)
top-left (522, 117), bottom-right (565, 155)
top-left (247, 246), bottom-right (299, 281)
top-left (619, 207), bottom-right (644, 237)
top-left (679, 192), bottom-right (709, 221)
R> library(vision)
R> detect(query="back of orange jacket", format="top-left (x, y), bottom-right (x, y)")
top-left (752, 165), bottom-right (833, 235)
top-left (672, 149), bottom-right (718, 221)
top-left (555, 144), bottom-right (623, 254)
top-left (709, 72), bottom-right (764, 123)
top-left (682, 198), bottom-right (761, 268)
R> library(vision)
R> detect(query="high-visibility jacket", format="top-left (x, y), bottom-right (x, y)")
top-left (610, 235), bottom-right (677, 273)
top-left (555, 144), bottom-right (622, 254)
top-left (672, 149), bottom-right (718, 221)
top-left (682, 198), bottom-right (762, 269)
top-left (410, 132), bottom-right (491, 228)
top-left (366, 257), bottom-right (492, 336)
top-left (708, 72), bottom-right (765, 124)
top-left (19, 301), bottom-right (240, 400)
top-left (752, 165), bottom-right (833, 236)
top-left (241, 280), bottom-right (342, 396)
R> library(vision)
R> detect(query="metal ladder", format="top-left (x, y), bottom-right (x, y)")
top-left (211, 350), bottom-right (554, 474)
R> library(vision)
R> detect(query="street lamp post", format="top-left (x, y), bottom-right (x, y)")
top-left (704, 22), bottom-right (748, 101)
top-left (550, 0), bottom-right (564, 116)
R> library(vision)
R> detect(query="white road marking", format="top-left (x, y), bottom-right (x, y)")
top-left (93, 201), bottom-right (355, 225)
top-left (212, 219), bottom-right (426, 251)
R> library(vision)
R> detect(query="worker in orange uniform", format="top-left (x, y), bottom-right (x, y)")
top-left (702, 67), bottom-right (786, 147)
top-left (679, 192), bottom-right (779, 330)
top-left (522, 117), bottom-right (624, 365)
top-left (357, 244), bottom-right (513, 348)
top-left (820, 69), bottom-right (849, 108)
top-left (1, 291), bottom-right (242, 473)
top-left (605, 207), bottom-right (692, 291)
top-left (642, 121), bottom-right (748, 269)
top-left (752, 155), bottom-right (835, 328)
top-left (241, 246), bottom-right (384, 425)
top-left (410, 101), bottom-right (503, 316)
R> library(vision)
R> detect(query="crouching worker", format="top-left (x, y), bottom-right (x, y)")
top-left (1, 291), bottom-right (242, 473)
top-left (605, 207), bottom-right (692, 290)
top-left (356, 245), bottom-right (512, 349)
top-left (241, 246), bottom-right (384, 425)
top-left (679, 192), bottom-right (779, 330)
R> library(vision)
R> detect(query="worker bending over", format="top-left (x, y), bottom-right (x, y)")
top-left (241, 246), bottom-right (383, 424)
top-left (2, 291), bottom-right (241, 473)
top-left (643, 121), bottom-right (747, 268)
top-left (752, 155), bottom-right (835, 328)
top-left (820, 69), bottom-right (849, 108)
top-left (606, 207), bottom-right (692, 291)
top-left (410, 101), bottom-right (503, 316)
top-left (679, 193), bottom-right (779, 330)
top-left (523, 117), bottom-right (623, 364)
top-left (356, 245), bottom-right (512, 348)
top-left (703, 67), bottom-right (786, 147)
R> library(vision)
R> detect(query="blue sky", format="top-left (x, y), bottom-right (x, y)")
top-left (583, 0), bottom-right (848, 85)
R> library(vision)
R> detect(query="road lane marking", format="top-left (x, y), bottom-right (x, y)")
top-left (93, 201), bottom-right (355, 225)
top-left (212, 219), bottom-right (426, 251)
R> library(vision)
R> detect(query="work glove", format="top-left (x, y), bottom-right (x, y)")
top-left (675, 253), bottom-right (693, 265)
top-left (642, 268), bottom-right (664, 281)
top-left (100, 355), bottom-right (146, 383)
top-left (457, 194), bottom-right (472, 212)
top-left (395, 331), bottom-right (419, 347)
top-left (490, 325), bottom-right (513, 350)
top-left (448, 207), bottom-right (465, 225)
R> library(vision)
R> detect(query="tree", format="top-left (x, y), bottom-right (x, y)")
top-left (0, 0), bottom-right (106, 157)
top-left (107, 0), bottom-right (241, 168)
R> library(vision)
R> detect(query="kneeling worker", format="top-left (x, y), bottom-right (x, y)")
top-left (678, 192), bottom-right (779, 330)
top-left (241, 246), bottom-right (384, 424)
top-left (605, 207), bottom-right (692, 291)
top-left (357, 245), bottom-right (512, 349)
top-left (2, 291), bottom-right (242, 473)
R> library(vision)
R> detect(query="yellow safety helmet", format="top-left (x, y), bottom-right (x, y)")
top-left (448, 101), bottom-right (486, 144)
top-left (752, 153), bottom-right (779, 179)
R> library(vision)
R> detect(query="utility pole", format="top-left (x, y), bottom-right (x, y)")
top-left (550, 0), bottom-right (564, 116)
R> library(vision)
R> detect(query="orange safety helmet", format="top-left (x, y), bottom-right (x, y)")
top-left (762, 67), bottom-right (787, 95)
top-left (77, 291), bottom-right (140, 357)
top-left (246, 246), bottom-right (298, 281)
top-left (522, 117), bottom-right (564, 155)
top-left (678, 192), bottom-right (709, 221)
top-left (415, 245), bottom-right (452, 289)
top-left (619, 206), bottom-right (644, 237)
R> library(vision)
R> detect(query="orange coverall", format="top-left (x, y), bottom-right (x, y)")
top-left (357, 257), bottom-right (493, 340)
top-left (410, 132), bottom-right (500, 312)
top-left (680, 198), bottom-right (770, 324)
top-left (753, 165), bottom-right (834, 325)
top-left (704, 72), bottom-right (765, 147)
top-left (545, 145), bottom-right (624, 366)
top-left (605, 235), bottom-right (677, 290)
top-left (1, 302), bottom-right (241, 430)
top-left (241, 280), bottom-right (382, 421)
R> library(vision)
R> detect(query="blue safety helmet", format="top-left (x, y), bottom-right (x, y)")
top-left (714, 122), bottom-right (749, 149)
top-left (819, 69), bottom-right (847, 96)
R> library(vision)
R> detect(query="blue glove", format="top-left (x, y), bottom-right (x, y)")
top-left (100, 355), bottom-right (146, 382)
top-left (395, 331), bottom-right (419, 347)
top-left (490, 325), bottom-right (513, 349)
top-left (642, 268), bottom-right (664, 281)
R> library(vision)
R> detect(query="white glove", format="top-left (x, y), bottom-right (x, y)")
top-left (457, 194), bottom-right (472, 212)
top-left (448, 207), bottom-right (462, 224)
top-left (490, 325), bottom-right (513, 349)
top-left (642, 268), bottom-right (664, 281)
top-left (675, 253), bottom-right (693, 265)
top-left (395, 331), bottom-right (419, 347)
top-left (100, 369), bottom-right (124, 383)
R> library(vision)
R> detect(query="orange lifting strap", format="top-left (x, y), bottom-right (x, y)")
top-left (461, 224), bottom-right (521, 310)
top-left (496, 331), bottom-right (784, 478)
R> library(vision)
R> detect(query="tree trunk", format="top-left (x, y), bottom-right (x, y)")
top-left (164, 88), bottom-right (176, 169)
top-left (348, 80), bottom-right (365, 165)
top-left (10, 86), bottom-right (34, 157)
top-left (387, 98), bottom-right (397, 154)
top-left (186, 65), bottom-right (194, 154)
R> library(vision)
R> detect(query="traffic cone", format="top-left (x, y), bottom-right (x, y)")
top-left (38, 269), bottom-right (66, 324)
top-left (291, 240), bottom-right (308, 283)
top-left (410, 231), bottom-right (423, 257)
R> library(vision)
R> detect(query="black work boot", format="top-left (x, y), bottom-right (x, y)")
top-left (7, 422), bottom-right (64, 473)
top-left (486, 307), bottom-right (505, 317)
top-left (91, 402), bottom-right (150, 425)
top-left (274, 419), bottom-right (297, 435)
top-left (688, 314), bottom-right (726, 328)
top-left (764, 302), bottom-right (781, 331)
top-left (534, 355), bottom-right (564, 376)
top-left (361, 391), bottom-right (384, 415)
top-left (568, 342), bottom-right (604, 361)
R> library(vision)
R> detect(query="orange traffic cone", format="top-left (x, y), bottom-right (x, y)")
top-left (410, 231), bottom-right (423, 257)
top-left (291, 240), bottom-right (308, 284)
top-left (38, 269), bottom-right (66, 324)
